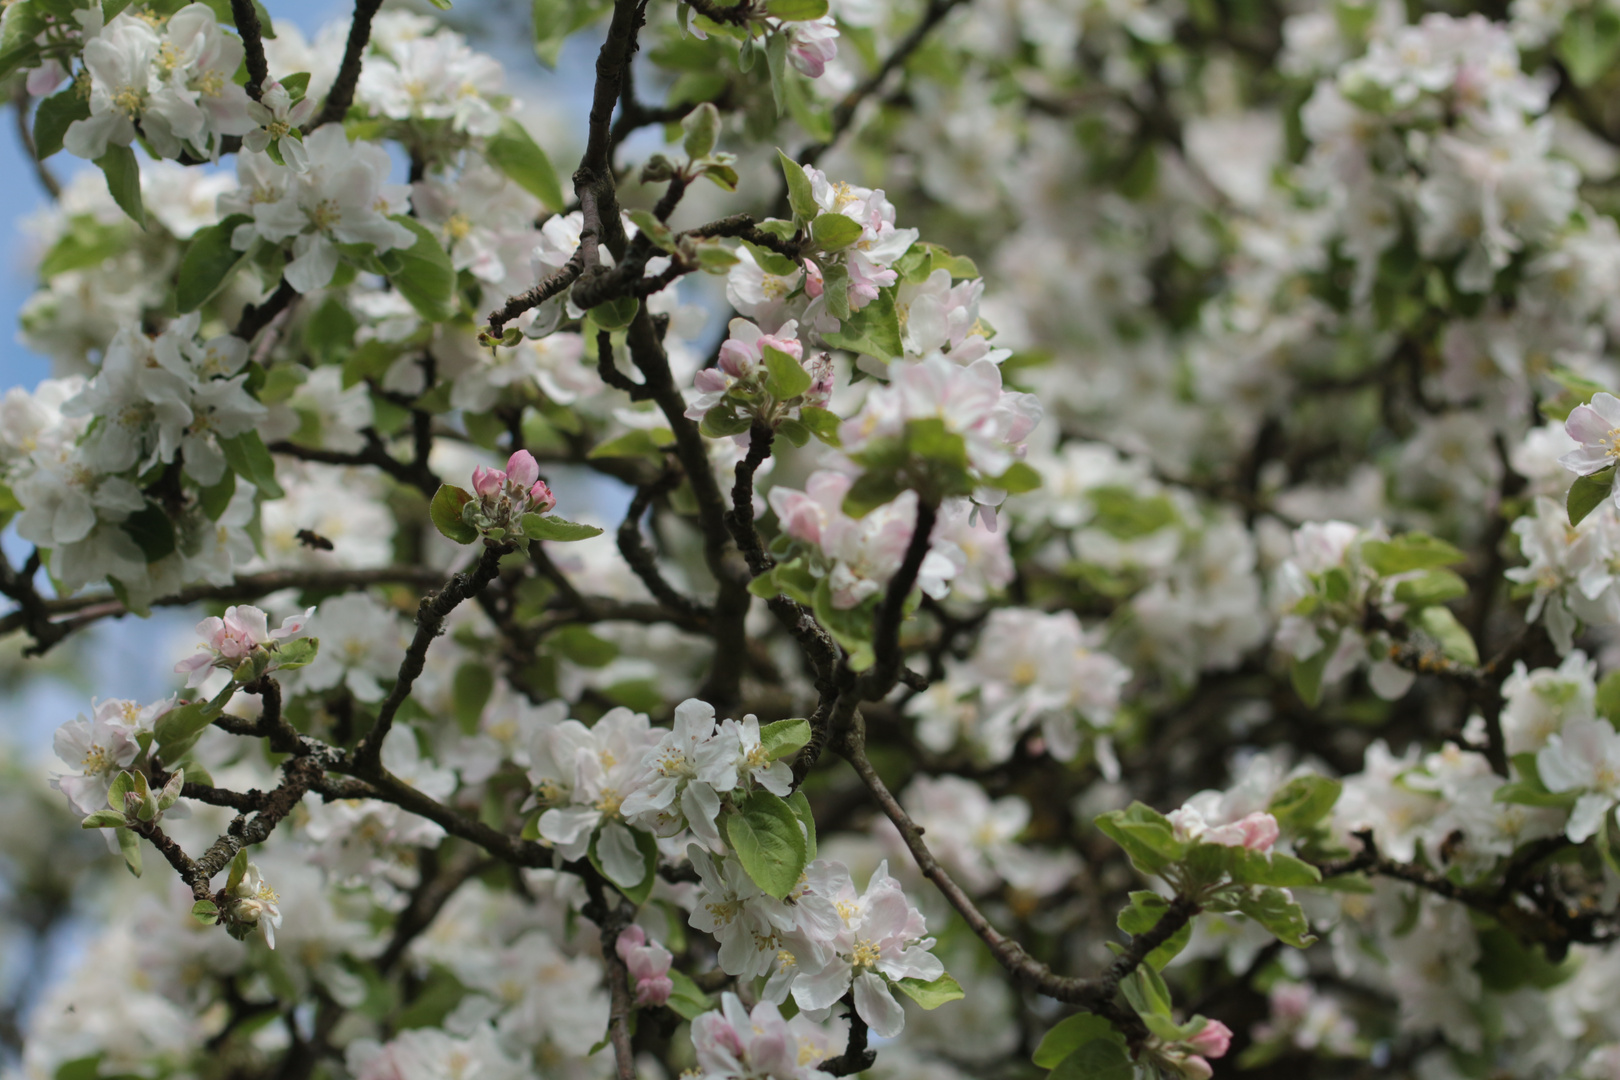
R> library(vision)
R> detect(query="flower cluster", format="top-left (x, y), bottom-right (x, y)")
top-left (59, 6), bottom-right (254, 161)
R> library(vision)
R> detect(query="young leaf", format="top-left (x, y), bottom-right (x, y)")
top-left (1050, 1039), bottom-right (1133, 1080)
top-left (486, 117), bottom-right (566, 211)
top-left (116, 827), bottom-right (142, 877)
top-left (218, 430), bottom-right (284, 498)
top-left (1116, 891), bottom-right (1193, 970)
top-left (430, 484), bottom-right (478, 544)
top-left (522, 514), bottom-right (605, 542)
top-left (810, 211), bottom-right (864, 251)
top-left (1569, 467), bottom-right (1614, 527)
top-left (177, 214), bottom-right (255, 312)
top-left (799, 405), bottom-right (842, 445)
top-left (786, 788), bottom-right (817, 861)
top-left (95, 144), bottom-right (145, 228)
top-left (777, 148), bottom-right (818, 222)
top-left (763, 345), bottom-right (812, 400)
top-left (759, 717), bottom-right (811, 759)
top-left (1416, 605), bottom-right (1479, 665)
top-left (682, 101), bottom-right (721, 160)
top-left (33, 89), bottom-right (90, 159)
top-left (894, 972), bottom-right (964, 1010)
top-left (766, 0), bottom-right (828, 16)
top-left (1093, 803), bottom-right (1186, 875)
top-left (387, 216), bottom-right (458, 322)
top-left (764, 31), bottom-right (788, 117)
top-left (1235, 885), bottom-right (1317, 948)
top-left (723, 789), bottom-right (808, 899)
top-left (1033, 1013), bottom-right (1115, 1068)
top-left (1266, 774), bottom-right (1342, 832)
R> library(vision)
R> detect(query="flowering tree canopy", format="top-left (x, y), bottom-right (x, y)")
top-left (9, 0), bottom-right (1620, 1077)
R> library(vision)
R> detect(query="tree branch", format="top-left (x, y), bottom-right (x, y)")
top-left (314, 0), bottom-right (385, 127)
top-left (351, 543), bottom-right (514, 778)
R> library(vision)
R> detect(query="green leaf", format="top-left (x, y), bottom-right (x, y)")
top-left (759, 717), bottom-right (811, 760)
top-left (681, 100), bottom-right (721, 159)
top-left (810, 212), bottom-right (864, 251)
top-left (1119, 964), bottom-right (1174, 1019)
top-left (724, 789), bottom-right (808, 899)
top-left (1227, 848), bottom-right (1323, 888)
top-left (548, 625), bottom-right (619, 667)
top-left (95, 144), bottom-right (144, 228)
top-left (799, 405), bottom-right (841, 445)
top-left (1033, 1013), bottom-right (1116, 1068)
top-left (916, 242), bottom-right (978, 280)
top-left (1598, 670), bottom-right (1620, 725)
top-left (177, 214), bottom-right (255, 312)
top-left (1570, 467), bottom-right (1615, 527)
top-left (198, 469), bottom-right (236, 522)
top-left (218, 430), bottom-right (284, 498)
top-left (665, 969), bottom-right (713, 1020)
top-left (116, 827), bottom-right (142, 877)
top-left (1116, 891), bottom-right (1193, 970)
top-left (0, 1), bottom-right (45, 84)
top-left (590, 295), bottom-right (641, 331)
top-left (763, 345), bottom-right (812, 400)
top-left (485, 117), bottom-right (566, 211)
top-left (777, 148), bottom-right (817, 222)
top-left (894, 972), bottom-right (964, 1010)
top-left (33, 90), bottom-right (90, 160)
top-left (820, 287), bottom-right (902, 361)
top-left (776, 418), bottom-right (810, 447)
top-left (588, 826), bottom-right (660, 904)
top-left (1050, 1039), bottom-right (1133, 1080)
top-left (590, 428), bottom-right (674, 465)
top-left (1290, 633), bottom-right (1336, 707)
top-left (153, 684), bottom-right (235, 762)
top-left (430, 484), bottom-right (478, 544)
top-left (627, 209), bottom-right (677, 253)
top-left (820, 258), bottom-right (850, 321)
top-left (1267, 774), bottom-right (1342, 832)
top-left (122, 500), bottom-right (176, 562)
top-left (766, 0), bottom-right (827, 16)
top-left (1094, 802), bottom-right (1186, 875)
top-left (1361, 533), bottom-right (1466, 575)
top-left (387, 216), bottom-right (458, 322)
top-left (1235, 885), bottom-right (1317, 948)
top-left (786, 788), bottom-right (817, 860)
top-left (272, 637), bottom-right (319, 672)
top-left (1416, 605), bottom-right (1480, 665)
top-left (522, 514), bottom-right (604, 542)
top-left (764, 30), bottom-right (789, 117)
top-left (994, 460), bottom-right (1042, 494)
top-left (81, 809), bottom-right (130, 829)
top-left (840, 469), bottom-right (903, 520)
top-left (1559, 6), bottom-right (1620, 87)
top-left (226, 848), bottom-right (250, 893)
top-left (1393, 568), bottom-right (1468, 608)
top-left (453, 662), bottom-right (494, 734)
top-left (191, 899), bottom-right (219, 925)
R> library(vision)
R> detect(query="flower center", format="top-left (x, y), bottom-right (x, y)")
top-left (851, 938), bottom-right (881, 968)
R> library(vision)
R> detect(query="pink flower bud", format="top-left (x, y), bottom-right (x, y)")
top-left (615, 925), bottom-right (674, 1007)
top-left (1235, 811), bottom-right (1280, 853)
top-left (506, 450), bottom-right (540, 490)
top-left (1179, 1055), bottom-right (1214, 1080)
top-left (472, 465), bottom-right (504, 499)
top-left (803, 259), bottom-right (824, 298)
top-left (786, 16), bottom-right (839, 78)
top-left (771, 488), bottom-right (824, 545)
top-left (530, 479), bottom-right (557, 514)
top-left (718, 338), bottom-right (758, 379)
top-left (1186, 1020), bottom-right (1232, 1059)
top-left (758, 333), bottom-right (803, 362)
